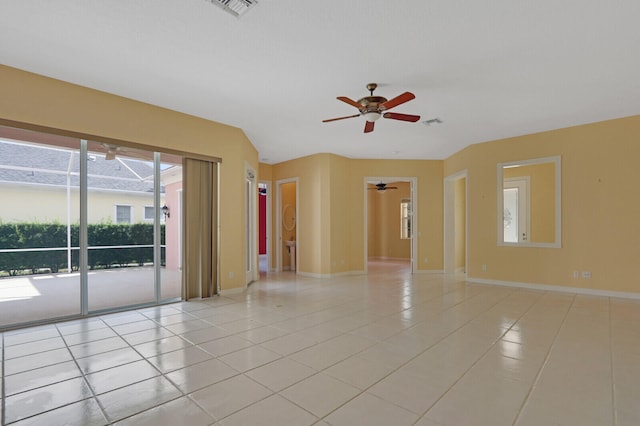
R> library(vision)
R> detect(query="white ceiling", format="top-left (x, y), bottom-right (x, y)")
top-left (2, 1), bottom-right (639, 164)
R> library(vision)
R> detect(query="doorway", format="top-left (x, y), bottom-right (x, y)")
top-left (444, 170), bottom-right (468, 274)
top-left (276, 178), bottom-right (298, 272)
top-left (258, 181), bottom-right (270, 274)
top-left (364, 177), bottom-right (417, 274)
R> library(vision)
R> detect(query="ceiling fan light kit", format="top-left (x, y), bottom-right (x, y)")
top-left (323, 83), bottom-right (421, 133)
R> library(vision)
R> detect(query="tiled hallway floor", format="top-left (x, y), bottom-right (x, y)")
top-left (2, 260), bottom-right (640, 425)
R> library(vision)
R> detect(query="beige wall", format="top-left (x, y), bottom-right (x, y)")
top-left (0, 64), bottom-right (258, 292)
top-left (271, 154), bottom-right (330, 274)
top-left (367, 181), bottom-right (411, 259)
top-left (11, 65), bottom-right (638, 294)
top-left (270, 154), bottom-right (443, 275)
top-left (454, 178), bottom-right (466, 269)
top-left (444, 115), bottom-right (640, 294)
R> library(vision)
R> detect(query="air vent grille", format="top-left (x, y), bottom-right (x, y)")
top-left (205, 0), bottom-right (258, 18)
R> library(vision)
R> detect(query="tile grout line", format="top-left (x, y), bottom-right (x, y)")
top-left (188, 281), bottom-right (497, 423)
top-left (98, 312), bottom-right (191, 424)
top-left (278, 286), bottom-right (520, 424)
top-left (55, 322), bottom-right (110, 425)
top-left (510, 293), bottom-right (577, 426)
top-left (408, 287), bottom-right (545, 425)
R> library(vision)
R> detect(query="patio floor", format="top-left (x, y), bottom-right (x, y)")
top-left (0, 267), bottom-right (181, 328)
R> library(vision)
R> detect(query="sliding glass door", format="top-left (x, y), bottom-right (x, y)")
top-left (86, 141), bottom-right (157, 311)
top-left (0, 130), bottom-right (82, 327)
top-left (0, 126), bottom-right (183, 329)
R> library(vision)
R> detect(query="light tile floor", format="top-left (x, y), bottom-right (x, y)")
top-left (1, 260), bottom-right (640, 425)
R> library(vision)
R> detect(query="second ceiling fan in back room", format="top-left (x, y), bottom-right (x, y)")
top-left (323, 83), bottom-right (421, 133)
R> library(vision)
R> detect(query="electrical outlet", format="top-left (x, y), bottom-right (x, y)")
top-left (573, 271), bottom-right (579, 279)
top-left (228, 271), bottom-right (234, 279)
top-left (582, 271), bottom-right (592, 279)
top-left (481, 264), bottom-right (487, 272)
top-left (424, 258), bottom-right (428, 264)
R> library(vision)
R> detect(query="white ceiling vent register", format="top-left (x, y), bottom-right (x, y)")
top-left (205, 0), bottom-right (258, 18)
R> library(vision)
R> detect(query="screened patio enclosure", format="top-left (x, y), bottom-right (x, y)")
top-left (0, 126), bottom-right (184, 329)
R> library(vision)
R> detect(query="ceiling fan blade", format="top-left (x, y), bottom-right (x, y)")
top-left (364, 120), bottom-right (375, 133)
top-left (383, 112), bottom-right (421, 122)
top-left (385, 186), bottom-right (398, 189)
top-left (379, 92), bottom-right (415, 111)
top-left (322, 114), bottom-right (361, 123)
top-left (337, 96), bottom-right (363, 109)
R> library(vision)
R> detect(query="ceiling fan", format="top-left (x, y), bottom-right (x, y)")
top-left (369, 182), bottom-right (398, 192)
top-left (99, 143), bottom-right (152, 161)
top-left (323, 83), bottom-right (421, 133)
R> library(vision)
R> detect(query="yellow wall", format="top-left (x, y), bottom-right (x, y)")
top-left (271, 154), bottom-right (331, 274)
top-left (444, 115), bottom-right (640, 293)
top-left (0, 64), bottom-right (258, 292)
top-left (367, 182), bottom-right (411, 259)
top-left (14, 64), bottom-right (637, 294)
top-left (454, 178), bottom-right (466, 269)
top-left (271, 155), bottom-right (443, 275)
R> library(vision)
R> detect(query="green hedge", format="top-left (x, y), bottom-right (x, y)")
top-left (0, 223), bottom-right (165, 276)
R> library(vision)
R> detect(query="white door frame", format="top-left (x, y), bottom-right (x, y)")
top-left (363, 176), bottom-right (418, 274)
top-left (245, 165), bottom-right (257, 285)
top-left (444, 170), bottom-right (468, 274)
top-left (503, 177), bottom-right (530, 243)
top-left (258, 179), bottom-right (271, 272)
top-left (275, 177), bottom-right (299, 272)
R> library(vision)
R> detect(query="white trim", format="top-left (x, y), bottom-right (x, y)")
top-left (413, 269), bottom-right (445, 275)
top-left (219, 287), bottom-right (245, 296)
top-left (297, 270), bottom-right (365, 279)
top-left (368, 256), bottom-right (411, 261)
top-left (468, 277), bottom-right (640, 300)
top-left (245, 163), bottom-right (258, 285)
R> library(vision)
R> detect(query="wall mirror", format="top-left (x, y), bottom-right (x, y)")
top-left (497, 155), bottom-right (561, 248)
top-left (283, 204), bottom-right (296, 231)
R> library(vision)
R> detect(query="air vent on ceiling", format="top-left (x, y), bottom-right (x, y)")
top-left (205, 0), bottom-right (258, 18)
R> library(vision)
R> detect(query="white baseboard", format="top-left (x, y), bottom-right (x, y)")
top-left (219, 287), bottom-right (246, 296)
top-left (413, 269), bottom-right (445, 275)
top-left (368, 256), bottom-right (411, 261)
top-left (296, 270), bottom-right (366, 279)
top-left (467, 277), bottom-right (640, 300)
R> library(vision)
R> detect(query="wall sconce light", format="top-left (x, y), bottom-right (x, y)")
top-left (161, 204), bottom-right (170, 219)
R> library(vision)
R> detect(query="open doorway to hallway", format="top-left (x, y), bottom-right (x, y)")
top-left (365, 177), bottom-right (417, 275)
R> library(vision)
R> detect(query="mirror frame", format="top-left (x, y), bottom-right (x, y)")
top-left (497, 155), bottom-right (561, 248)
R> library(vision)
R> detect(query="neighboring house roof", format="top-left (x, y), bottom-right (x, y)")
top-left (0, 139), bottom-right (164, 194)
